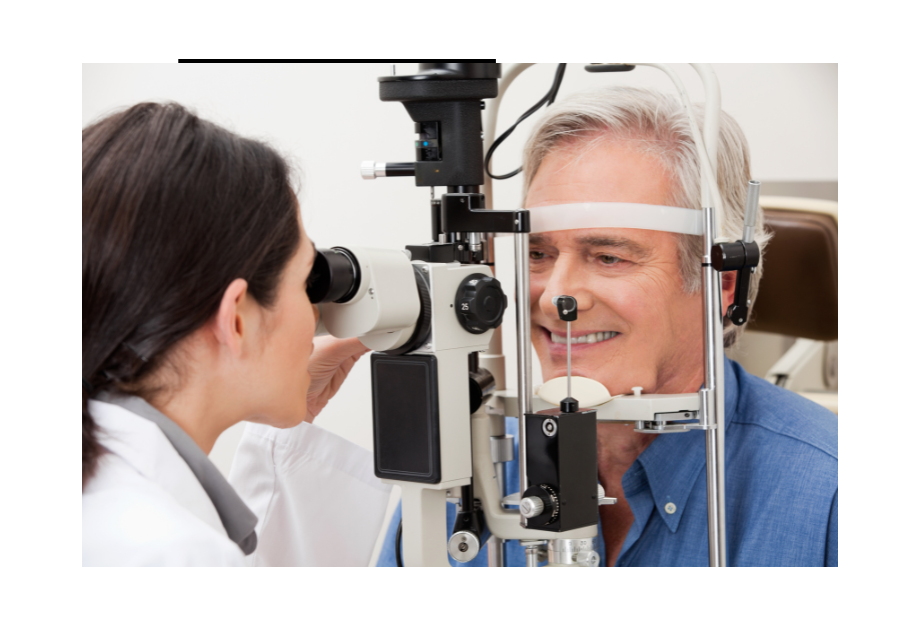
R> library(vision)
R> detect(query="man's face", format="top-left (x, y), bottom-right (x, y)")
top-left (526, 139), bottom-right (705, 396)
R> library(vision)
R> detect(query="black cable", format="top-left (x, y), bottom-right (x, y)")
top-left (485, 64), bottom-right (567, 180)
top-left (395, 519), bottom-right (404, 567)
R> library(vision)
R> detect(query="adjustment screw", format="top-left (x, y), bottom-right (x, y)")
top-left (521, 496), bottom-right (545, 518)
top-left (576, 550), bottom-right (600, 567)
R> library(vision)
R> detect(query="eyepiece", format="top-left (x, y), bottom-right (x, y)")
top-left (307, 248), bottom-right (361, 304)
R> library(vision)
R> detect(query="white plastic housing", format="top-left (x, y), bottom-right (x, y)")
top-left (537, 376), bottom-right (614, 407)
top-left (320, 246), bottom-right (420, 352)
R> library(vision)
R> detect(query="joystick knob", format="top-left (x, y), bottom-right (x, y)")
top-left (454, 274), bottom-right (507, 334)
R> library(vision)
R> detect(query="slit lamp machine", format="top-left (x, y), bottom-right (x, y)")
top-left (308, 63), bottom-right (761, 567)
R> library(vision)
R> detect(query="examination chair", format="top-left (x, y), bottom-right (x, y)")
top-left (744, 196), bottom-right (838, 414)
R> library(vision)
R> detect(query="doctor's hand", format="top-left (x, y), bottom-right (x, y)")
top-left (305, 336), bottom-right (370, 423)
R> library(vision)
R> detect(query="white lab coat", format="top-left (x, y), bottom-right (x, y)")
top-left (82, 400), bottom-right (391, 566)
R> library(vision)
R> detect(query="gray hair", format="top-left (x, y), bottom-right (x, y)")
top-left (521, 86), bottom-right (771, 348)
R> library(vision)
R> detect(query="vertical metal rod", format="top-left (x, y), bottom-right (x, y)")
top-left (487, 531), bottom-right (505, 567)
top-left (525, 546), bottom-right (540, 568)
top-left (566, 321), bottom-right (572, 399)
top-left (482, 232), bottom-right (496, 265)
top-left (742, 180), bottom-right (760, 243)
top-left (513, 233), bottom-right (532, 513)
top-left (701, 206), bottom-right (727, 567)
top-left (488, 462), bottom-right (505, 567)
top-left (430, 187), bottom-right (441, 242)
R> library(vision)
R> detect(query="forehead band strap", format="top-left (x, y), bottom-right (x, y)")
top-left (527, 203), bottom-right (703, 235)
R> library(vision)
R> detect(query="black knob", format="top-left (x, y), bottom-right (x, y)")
top-left (553, 295), bottom-right (577, 322)
top-left (455, 274), bottom-right (507, 334)
top-left (711, 241), bottom-right (747, 272)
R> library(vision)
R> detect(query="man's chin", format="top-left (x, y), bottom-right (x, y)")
top-left (540, 358), bottom-right (608, 387)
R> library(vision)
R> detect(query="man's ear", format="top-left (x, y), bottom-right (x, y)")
top-left (720, 271), bottom-right (737, 317)
top-left (212, 278), bottom-right (249, 357)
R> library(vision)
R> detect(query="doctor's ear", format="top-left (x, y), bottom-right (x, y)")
top-left (212, 278), bottom-right (250, 356)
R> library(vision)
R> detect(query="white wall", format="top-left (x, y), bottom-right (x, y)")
top-left (82, 63), bottom-right (837, 475)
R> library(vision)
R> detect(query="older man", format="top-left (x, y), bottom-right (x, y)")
top-left (379, 86), bottom-right (837, 567)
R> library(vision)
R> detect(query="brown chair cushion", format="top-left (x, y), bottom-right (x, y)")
top-left (748, 209), bottom-right (838, 341)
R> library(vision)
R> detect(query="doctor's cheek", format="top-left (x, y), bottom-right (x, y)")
top-left (309, 303), bottom-right (320, 344)
top-left (299, 304), bottom-right (319, 393)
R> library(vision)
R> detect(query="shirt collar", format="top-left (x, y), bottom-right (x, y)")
top-left (623, 357), bottom-right (741, 533)
top-left (94, 392), bottom-right (259, 555)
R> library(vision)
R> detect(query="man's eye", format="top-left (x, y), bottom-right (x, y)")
top-left (530, 251), bottom-right (546, 260)
top-left (598, 255), bottom-right (622, 265)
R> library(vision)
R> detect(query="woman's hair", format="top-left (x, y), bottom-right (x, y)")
top-left (521, 86), bottom-right (771, 348)
top-left (83, 102), bottom-right (300, 487)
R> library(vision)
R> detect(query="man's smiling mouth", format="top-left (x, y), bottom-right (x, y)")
top-left (547, 329), bottom-right (620, 345)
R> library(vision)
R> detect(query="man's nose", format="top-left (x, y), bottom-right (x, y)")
top-left (539, 254), bottom-right (594, 320)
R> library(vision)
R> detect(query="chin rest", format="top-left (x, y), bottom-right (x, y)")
top-left (748, 197), bottom-right (838, 342)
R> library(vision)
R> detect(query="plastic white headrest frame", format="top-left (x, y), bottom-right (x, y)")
top-left (527, 203), bottom-right (703, 235)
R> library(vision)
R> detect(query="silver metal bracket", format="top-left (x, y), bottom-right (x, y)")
top-left (520, 539), bottom-right (549, 567)
top-left (597, 484), bottom-right (617, 506)
top-left (634, 410), bottom-right (704, 434)
top-left (548, 538), bottom-right (600, 567)
top-left (490, 435), bottom-right (514, 463)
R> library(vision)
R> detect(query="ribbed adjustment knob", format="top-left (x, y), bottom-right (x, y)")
top-left (360, 161), bottom-right (376, 180)
top-left (454, 273), bottom-right (507, 334)
top-left (520, 496), bottom-right (545, 518)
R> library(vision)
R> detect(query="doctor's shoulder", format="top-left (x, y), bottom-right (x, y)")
top-left (82, 455), bottom-right (244, 567)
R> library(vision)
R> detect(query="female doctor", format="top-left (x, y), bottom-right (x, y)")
top-left (82, 102), bottom-right (391, 566)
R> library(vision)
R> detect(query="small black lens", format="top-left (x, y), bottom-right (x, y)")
top-left (307, 248), bottom-right (361, 304)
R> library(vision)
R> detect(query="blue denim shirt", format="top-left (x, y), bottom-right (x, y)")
top-left (378, 358), bottom-right (838, 567)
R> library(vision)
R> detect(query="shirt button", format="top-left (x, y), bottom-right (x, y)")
top-left (664, 502), bottom-right (677, 514)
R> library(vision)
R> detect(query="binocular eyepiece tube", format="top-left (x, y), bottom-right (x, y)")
top-left (307, 248), bottom-right (362, 304)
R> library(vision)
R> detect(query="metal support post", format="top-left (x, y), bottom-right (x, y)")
top-left (398, 483), bottom-right (452, 567)
top-left (487, 459), bottom-right (506, 567)
top-left (701, 206), bottom-right (727, 567)
top-left (521, 541), bottom-right (545, 567)
top-left (513, 233), bottom-right (532, 525)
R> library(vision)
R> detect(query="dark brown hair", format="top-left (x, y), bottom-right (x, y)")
top-left (83, 102), bottom-right (300, 487)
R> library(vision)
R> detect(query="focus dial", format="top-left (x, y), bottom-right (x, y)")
top-left (455, 273), bottom-right (507, 334)
top-left (521, 484), bottom-right (560, 527)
